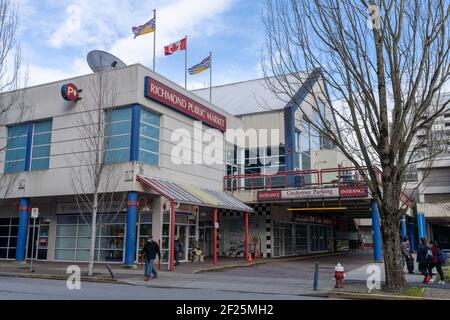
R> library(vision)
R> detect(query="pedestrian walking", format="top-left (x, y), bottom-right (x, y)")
top-left (427, 240), bottom-right (446, 285)
top-left (143, 236), bottom-right (161, 281)
top-left (417, 238), bottom-right (431, 283)
top-left (174, 236), bottom-right (184, 266)
top-left (401, 236), bottom-right (414, 274)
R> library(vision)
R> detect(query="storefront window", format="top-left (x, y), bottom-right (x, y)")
top-left (54, 213), bottom-right (125, 262)
top-left (0, 218), bottom-right (19, 259)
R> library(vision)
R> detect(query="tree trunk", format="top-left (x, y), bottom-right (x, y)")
top-left (87, 193), bottom-right (98, 277)
top-left (380, 206), bottom-right (406, 291)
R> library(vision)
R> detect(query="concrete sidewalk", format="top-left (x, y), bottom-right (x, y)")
top-left (336, 261), bottom-right (450, 299)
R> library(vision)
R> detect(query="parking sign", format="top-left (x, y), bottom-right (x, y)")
top-left (31, 208), bottom-right (39, 219)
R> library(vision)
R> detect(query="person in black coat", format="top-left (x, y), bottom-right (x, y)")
top-left (143, 236), bottom-right (161, 281)
top-left (416, 238), bottom-right (431, 283)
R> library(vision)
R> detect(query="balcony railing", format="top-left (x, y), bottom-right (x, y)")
top-left (224, 166), bottom-right (413, 208)
top-left (224, 167), bottom-right (375, 191)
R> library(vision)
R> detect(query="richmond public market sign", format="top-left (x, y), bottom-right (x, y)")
top-left (144, 77), bottom-right (227, 131)
top-left (257, 186), bottom-right (369, 201)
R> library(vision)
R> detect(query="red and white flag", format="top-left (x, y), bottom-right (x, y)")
top-left (164, 37), bottom-right (187, 56)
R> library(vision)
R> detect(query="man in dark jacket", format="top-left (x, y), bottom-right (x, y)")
top-left (417, 238), bottom-right (431, 283)
top-left (143, 236), bottom-right (161, 281)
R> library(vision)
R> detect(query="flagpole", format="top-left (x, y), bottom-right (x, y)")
top-left (185, 35), bottom-right (188, 90)
top-left (209, 51), bottom-right (212, 103)
top-left (153, 9), bottom-right (156, 72)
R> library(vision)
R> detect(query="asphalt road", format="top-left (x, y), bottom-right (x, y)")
top-left (0, 276), bottom-right (326, 300)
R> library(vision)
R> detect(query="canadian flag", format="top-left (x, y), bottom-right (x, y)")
top-left (164, 38), bottom-right (187, 56)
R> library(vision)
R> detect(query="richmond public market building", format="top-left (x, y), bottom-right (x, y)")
top-left (0, 63), bottom-right (414, 269)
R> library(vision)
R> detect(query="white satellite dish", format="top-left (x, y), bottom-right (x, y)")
top-left (87, 50), bottom-right (127, 73)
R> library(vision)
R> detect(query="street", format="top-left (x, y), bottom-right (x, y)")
top-left (0, 276), bottom-right (327, 300)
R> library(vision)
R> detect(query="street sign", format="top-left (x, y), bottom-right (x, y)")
top-left (31, 208), bottom-right (39, 219)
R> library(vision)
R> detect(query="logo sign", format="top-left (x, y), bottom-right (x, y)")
top-left (144, 77), bottom-right (227, 131)
top-left (31, 208), bottom-right (39, 219)
top-left (258, 186), bottom-right (369, 201)
top-left (61, 83), bottom-right (80, 102)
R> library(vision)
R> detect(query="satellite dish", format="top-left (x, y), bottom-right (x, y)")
top-left (87, 50), bottom-right (127, 73)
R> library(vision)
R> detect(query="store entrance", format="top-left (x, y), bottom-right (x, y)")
top-left (198, 225), bottom-right (213, 257)
top-left (175, 225), bottom-right (187, 261)
top-left (26, 218), bottom-right (50, 260)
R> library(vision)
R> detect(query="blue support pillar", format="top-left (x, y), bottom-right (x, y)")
top-left (371, 199), bottom-right (383, 262)
top-left (125, 192), bottom-right (138, 266)
top-left (130, 105), bottom-right (141, 162)
top-left (409, 222), bottom-right (415, 252)
top-left (16, 198), bottom-right (30, 261)
top-left (400, 215), bottom-right (407, 240)
top-left (417, 212), bottom-right (427, 240)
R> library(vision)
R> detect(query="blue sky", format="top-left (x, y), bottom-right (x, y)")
top-left (17, 0), bottom-right (266, 89)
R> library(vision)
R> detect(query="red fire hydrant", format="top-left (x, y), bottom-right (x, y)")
top-left (333, 263), bottom-right (345, 288)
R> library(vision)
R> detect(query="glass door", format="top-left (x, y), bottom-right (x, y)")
top-left (175, 225), bottom-right (187, 261)
top-left (27, 218), bottom-right (49, 260)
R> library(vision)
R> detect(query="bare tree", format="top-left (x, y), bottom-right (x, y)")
top-left (262, 0), bottom-right (450, 290)
top-left (69, 70), bottom-right (126, 277)
top-left (0, 0), bottom-right (28, 201)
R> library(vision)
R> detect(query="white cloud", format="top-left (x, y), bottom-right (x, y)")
top-left (26, 58), bottom-right (91, 86)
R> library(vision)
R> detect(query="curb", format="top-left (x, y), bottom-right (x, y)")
top-left (192, 260), bottom-right (269, 273)
top-left (327, 291), bottom-right (442, 301)
top-left (0, 272), bottom-right (120, 285)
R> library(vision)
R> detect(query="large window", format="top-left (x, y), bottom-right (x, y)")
top-left (139, 108), bottom-right (160, 166)
top-left (31, 120), bottom-right (52, 170)
top-left (5, 119), bottom-right (53, 173)
top-left (54, 214), bottom-right (125, 262)
top-left (0, 217), bottom-right (19, 259)
top-left (5, 124), bottom-right (28, 173)
top-left (104, 108), bottom-right (132, 164)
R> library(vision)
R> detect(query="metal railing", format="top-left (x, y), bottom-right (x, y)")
top-left (223, 166), bottom-right (375, 191)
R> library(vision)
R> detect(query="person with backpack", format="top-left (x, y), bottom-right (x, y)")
top-left (417, 238), bottom-right (431, 283)
top-left (427, 240), bottom-right (446, 285)
top-left (143, 236), bottom-right (161, 281)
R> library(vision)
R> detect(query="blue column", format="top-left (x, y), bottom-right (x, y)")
top-left (417, 212), bottom-right (427, 240)
top-left (130, 105), bottom-right (141, 162)
top-left (16, 198), bottom-right (30, 261)
top-left (400, 215), bottom-right (407, 240)
top-left (371, 199), bottom-right (383, 262)
top-left (409, 222), bottom-right (415, 252)
top-left (422, 214), bottom-right (427, 239)
top-left (125, 192), bottom-right (138, 266)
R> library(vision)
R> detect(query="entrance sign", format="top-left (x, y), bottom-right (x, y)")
top-left (258, 186), bottom-right (369, 201)
top-left (144, 77), bottom-right (226, 131)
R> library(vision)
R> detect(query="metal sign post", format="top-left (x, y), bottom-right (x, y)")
top-left (30, 208), bottom-right (39, 272)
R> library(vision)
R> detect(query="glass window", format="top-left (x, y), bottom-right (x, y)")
top-left (54, 213), bottom-right (125, 262)
top-left (31, 119), bottom-right (52, 171)
top-left (5, 124), bottom-right (28, 173)
top-left (104, 108), bottom-right (131, 164)
top-left (139, 108), bottom-right (160, 166)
